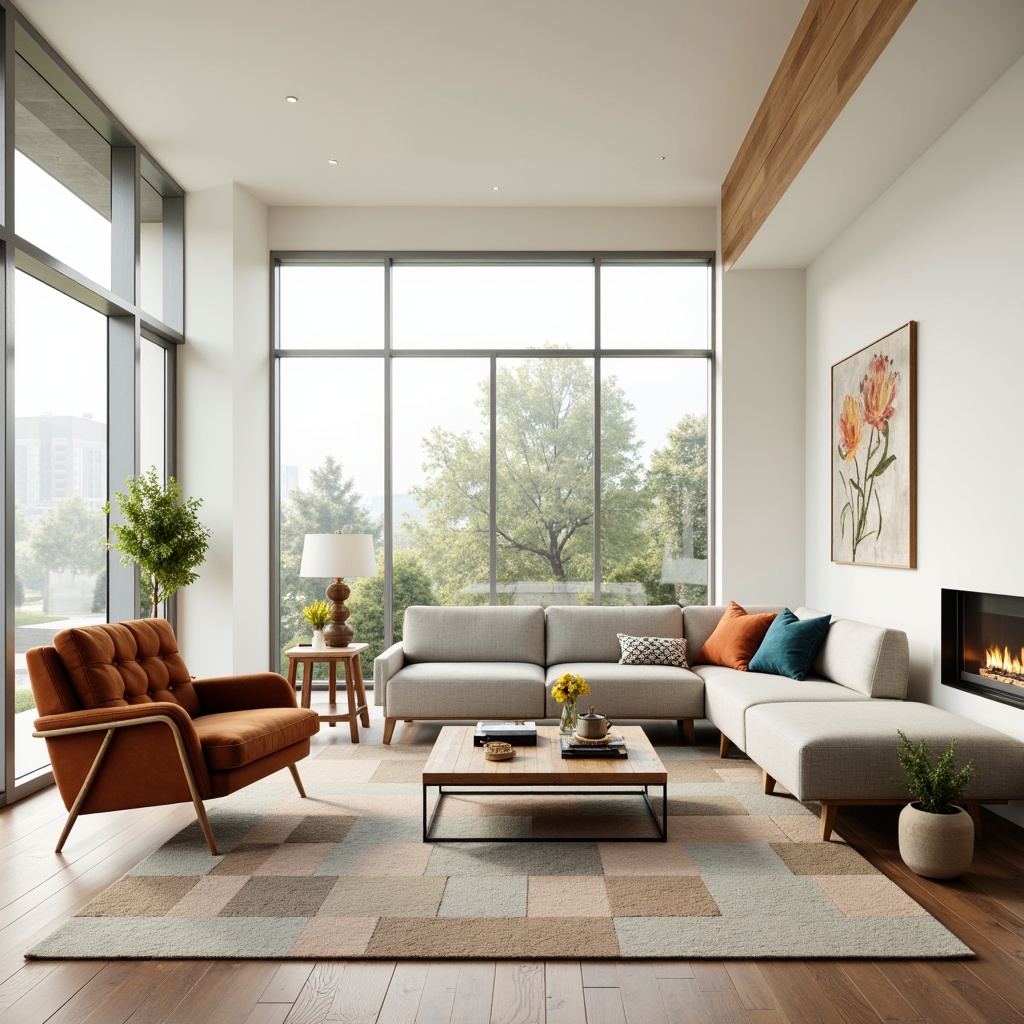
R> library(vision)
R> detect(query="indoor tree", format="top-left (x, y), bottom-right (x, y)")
top-left (105, 466), bottom-right (212, 616)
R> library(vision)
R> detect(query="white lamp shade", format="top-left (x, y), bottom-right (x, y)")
top-left (299, 533), bottom-right (377, 579)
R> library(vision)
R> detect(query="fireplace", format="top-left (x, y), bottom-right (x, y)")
top-left (942, 588), bottom-right (1024, 709)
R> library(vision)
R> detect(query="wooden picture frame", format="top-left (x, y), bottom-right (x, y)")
top-left (831, 322), bottom-right (916, 568)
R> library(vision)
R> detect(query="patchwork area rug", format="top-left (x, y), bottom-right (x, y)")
top-left (28, 740), bottom-right (971, 960)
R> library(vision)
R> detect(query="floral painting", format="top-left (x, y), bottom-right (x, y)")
top-left (831, 322), bottom-right (916, 568)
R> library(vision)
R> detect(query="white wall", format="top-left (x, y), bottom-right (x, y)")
top-left (269, 206), bottom-right (717, 252)
top-left (719, 270), bottom-right (806, 605)
top-left (179, 183), bottom-right (269, 675)
top-left (805, 56), bottom-right (1024, 819)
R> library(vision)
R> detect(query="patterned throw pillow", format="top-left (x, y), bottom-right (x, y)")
top-left (617, 634), bottom-right (687, 667)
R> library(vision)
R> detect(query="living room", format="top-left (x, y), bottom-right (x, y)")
top-left (3, 0), bottom-right (1024, 1020)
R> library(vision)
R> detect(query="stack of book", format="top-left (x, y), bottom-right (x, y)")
top-left (473, 721), bottom-right (538, 746)
top-left (560, 733), bottom-right (628, 758)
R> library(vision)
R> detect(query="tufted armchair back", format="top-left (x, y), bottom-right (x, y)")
top-left (43, 619), bottom-right (201, 716)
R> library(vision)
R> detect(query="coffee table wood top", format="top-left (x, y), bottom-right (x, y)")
top-left (423, 725), bottom-right (667, 787)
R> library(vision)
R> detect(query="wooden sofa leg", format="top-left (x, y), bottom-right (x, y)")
top-left (763, 771), bottom-right (776, 795)
top-left (55, 728), bottom-right (116, 853)
top-left (288, 763), bottom-right (307, 799)
top-left (719, 732), bottom-right (730, 758)
top-left (383, 718), bottom-right (397, 744)
top-left (677, 719), bottom-right (696, 744)
top-left (820, 803), bottom-right (839, 842)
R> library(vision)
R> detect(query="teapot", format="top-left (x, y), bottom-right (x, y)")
top-left (576, 706), bottom-right (613, 740)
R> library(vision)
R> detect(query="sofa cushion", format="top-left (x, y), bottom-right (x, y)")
top-left (545, 606), bottom-right (682, 665)
top-left (697, 664), bottom-right (869, 751)
top-left (402, 606), bottom-right (545, 666)
top-left (618, 634), bottom-right (687, 667)
top-left (53, 619), bottom-right (200, 715)
top-left (748, 609), bottom-right (831, 681)
top-left (192, 707), bottom-right (320, 772)
top-left (385, 662), bottom-right (546, 719)
top-left (745, 701), bottom-right (1024, 802)
top-left (544, 662), bottom-right (704, 719)
top-left (794, 607), bottom-right (910, 699)
top-left (694, 601), bottom-right (777, 671)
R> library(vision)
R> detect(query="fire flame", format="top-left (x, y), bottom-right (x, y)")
top-left (986, 645), bottom-right (1024, 676)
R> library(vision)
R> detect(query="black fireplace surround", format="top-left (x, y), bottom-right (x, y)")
top-left (942, 588), bottom-right (1024, 709)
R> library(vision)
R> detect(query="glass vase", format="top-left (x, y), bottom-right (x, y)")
top-left (559, 698), bottom-right (579, 735)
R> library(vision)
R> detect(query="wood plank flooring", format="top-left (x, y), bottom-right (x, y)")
top-left (2, 713), bottom-right (1023, 1023)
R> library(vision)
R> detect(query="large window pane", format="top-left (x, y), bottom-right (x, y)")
top-left (601, 358), bottom-right (708, 606)
top-left (278, 358), bottom-right (384, 676)
top-left (14, 272), bottom-right (108, 780)
top-left (140, 177), bottom-right (165, 319)
top-left (392, 265), bottom-right (594, 349)
top-left (279, 265), bottom-right (384, 349)
top-left (140, 338), bottom-right (167, 482)
top-left (601, 263), bottom-right (710, 349)
top-left (15, 55), bottom-right (112, 288)
top-left (496, 357), bottom-right (594, 604)
top-left (394, 358), bottom-right (489, 610)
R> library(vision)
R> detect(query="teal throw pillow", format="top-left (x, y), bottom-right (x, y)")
top-left (748, 608), bottom-right (831, 681)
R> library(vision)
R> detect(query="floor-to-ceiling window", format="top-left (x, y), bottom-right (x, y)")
top-left (1, 6), bottom-right (184, 802)
top-left (273, 255), bottom-right (713, 678)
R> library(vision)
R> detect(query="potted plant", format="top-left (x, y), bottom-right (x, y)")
top-left (105, 467), bottom-right (212, 617)
top-left (303, 599), bottom-right (331, 650)
top-left (895, 730), bottom-right (976, 879)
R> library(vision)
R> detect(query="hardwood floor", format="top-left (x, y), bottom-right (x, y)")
top-left (2, 712), bottom-right (1024, 1023)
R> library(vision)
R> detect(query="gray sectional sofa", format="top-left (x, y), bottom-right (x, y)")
top-left (374, 603), bottom-right (1024, 838)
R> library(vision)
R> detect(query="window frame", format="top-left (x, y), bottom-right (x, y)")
top-left (270, 252), bottom-right (716, 670)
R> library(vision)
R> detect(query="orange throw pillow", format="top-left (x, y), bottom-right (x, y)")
top-left (695, 601), bottom-right (777, 671)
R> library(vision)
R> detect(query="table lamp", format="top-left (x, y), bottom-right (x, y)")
top-left (299, 532), bottom-right (377, 647)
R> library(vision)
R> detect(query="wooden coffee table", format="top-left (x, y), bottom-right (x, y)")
top-left (421, 724), bottom-right (667, 842)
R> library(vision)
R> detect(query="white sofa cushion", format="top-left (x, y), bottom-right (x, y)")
top-left (697, 664), bottom-right (869, 751)
top-left (546, 606), bottom-right (682, 665)
top-left (795, 607), bottom-right (909, 699)
top-left (385, 662), bottom-right (545, 719)
top-left (544, 662), bottom-right (704, 719)
top-left (402, 606), bottom-right (546, 666)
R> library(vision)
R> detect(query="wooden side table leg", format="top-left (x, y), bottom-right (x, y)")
top-left (353, 656), bottom-right (370, 728)
top-left (328, 661), bottom-right (337, 728)
top-left (299, 661), bottom-right (312, 710)
top-left (287, 659), bottom-right (300, 705)
top-left (343, 656), bottom-right (360, 743)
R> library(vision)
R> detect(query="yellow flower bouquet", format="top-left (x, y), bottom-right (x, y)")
top-left (551, 672), bottom-right (589, 734)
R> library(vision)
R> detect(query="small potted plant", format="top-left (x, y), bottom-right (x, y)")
top-left (550, 672), bottom-right (590, 735)
top-left (302, 599), bottom-right (332, 650)
top-left (895, 730), bottom-right (976, 879)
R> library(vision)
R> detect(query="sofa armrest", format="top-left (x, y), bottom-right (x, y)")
top-left (192, 673), bottom-right (298, 713)
top-left (374, 642), bottom-right (405, 707)
top-left (34, 701), bottom-right (197, 736)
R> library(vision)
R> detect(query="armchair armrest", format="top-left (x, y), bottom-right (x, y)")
top-left (192, 673), bottom-right (298, 713)
top-left (374, 642), bottom-right (405, 707)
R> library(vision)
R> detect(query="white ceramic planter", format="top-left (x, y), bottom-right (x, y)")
top-left (311, 630), bottom-right (326, 651)
top-left (898, 802), bottom-right (974, 879)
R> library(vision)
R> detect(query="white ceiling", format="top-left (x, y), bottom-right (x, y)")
top-left (15, 0), bottom-right (805, 208)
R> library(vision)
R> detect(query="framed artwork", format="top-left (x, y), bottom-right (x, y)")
top-left (831, 321), bottom-right (916, 568)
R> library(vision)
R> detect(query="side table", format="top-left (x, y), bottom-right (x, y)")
top-left (284, 643), bottom-right (370, 743)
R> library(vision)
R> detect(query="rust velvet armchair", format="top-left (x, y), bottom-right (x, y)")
top-left (26, 619), bottom-right (320, 855)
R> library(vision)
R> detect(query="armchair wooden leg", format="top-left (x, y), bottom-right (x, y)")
top-left (288, 763), bottom-right (307, 798)
top-left (383, 718), bottom-right (397, 744)
top-left (55, 728), bottom-right (116, 853)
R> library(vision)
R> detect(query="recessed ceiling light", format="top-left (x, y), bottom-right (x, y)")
top-left (285, 95), bottom-right (298, 103)
top-left (492, 185), bottom-right (500, 191)
top-left (327, 158), bottom-right (338, 166)
top-left (660, 155), bottom-right (666, 161)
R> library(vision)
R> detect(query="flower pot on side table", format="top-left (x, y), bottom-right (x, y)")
top-left (898, 802), bottom-right (974, 879)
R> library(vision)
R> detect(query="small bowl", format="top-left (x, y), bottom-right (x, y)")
top-left (483, 741), bottom-right (515, 762)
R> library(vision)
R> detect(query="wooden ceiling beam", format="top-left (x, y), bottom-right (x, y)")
top-left (721, 0), bottom-right (917, 270)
